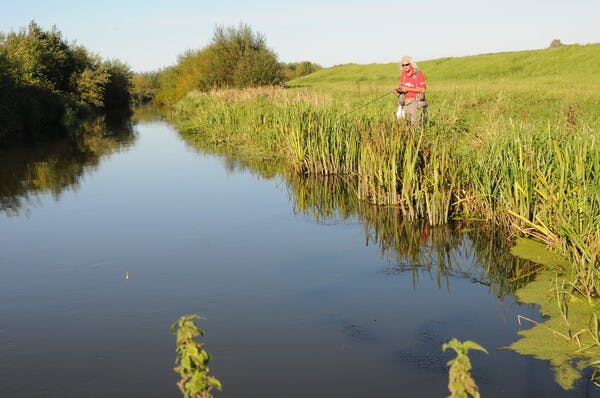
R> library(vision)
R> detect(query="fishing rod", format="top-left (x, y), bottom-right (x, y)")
top-left (341, 91), bottom-right (394, 117)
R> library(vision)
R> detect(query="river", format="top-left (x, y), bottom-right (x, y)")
top-left (0, 117), bottom-right (597, 397)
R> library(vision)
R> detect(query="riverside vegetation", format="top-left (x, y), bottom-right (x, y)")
top-left (166, 42), bottom-right (600, 390)
top-left (0, 21), bottom-right (132, 147)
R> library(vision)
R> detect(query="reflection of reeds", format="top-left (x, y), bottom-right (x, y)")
top-left (286, 173), bottom-right (535, 296)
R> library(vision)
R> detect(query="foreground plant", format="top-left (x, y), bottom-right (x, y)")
top-left (171, 314), bottom-right (222, 398)
top-left (443, 338), bottom-right (488, 398)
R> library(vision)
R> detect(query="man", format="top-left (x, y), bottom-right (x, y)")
top-left (393, 56), bottom-right (427, 125)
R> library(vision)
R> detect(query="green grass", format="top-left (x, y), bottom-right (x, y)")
top-left (291, 43), bottom-right (600, 87)
top-left (169, 43), bottom-right (600, 299)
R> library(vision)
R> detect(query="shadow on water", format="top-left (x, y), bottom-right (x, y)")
top-left (0, 113), bottom-right (135, 215)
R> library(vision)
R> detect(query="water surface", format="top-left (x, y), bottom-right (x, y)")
top-left (1, 119), bottom-right (597, 397)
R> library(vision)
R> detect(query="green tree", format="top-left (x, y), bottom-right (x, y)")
top-left (2, 21), bottom-right (75, 92)
top-left (206, 23), bottom-right (281, 88)
top-left (101, 60), bottom-right (132, 110)
top-left (280, 61), bottom-right (322, 82)
top-left (0, 21), bottom-right (132, 146)
top-left (74, 66), bottom-right (110, 108)
top-left (154, 23), bottom-right (282, 104)
top-left (131, 71), bottom-right (161, 104)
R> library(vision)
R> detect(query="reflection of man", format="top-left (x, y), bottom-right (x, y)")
top-left (421, 224), bottom-right (429, 242)
top-left (393, 55), bottom-right (427, 125)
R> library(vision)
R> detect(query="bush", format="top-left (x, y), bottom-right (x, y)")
top-left (154, 23), bottom-right (283, 105)
top-left (281, 61), bottom-right (322, 82)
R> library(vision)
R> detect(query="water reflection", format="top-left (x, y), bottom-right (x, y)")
top-left (184, 145), bottom-right (600, 393)
top-left (0, 114), bottom-right (135, 215)
top-left (288, 173), bottom-right (539, 297)
top-left (181, 137), bottom-right (538, 298)
top-left (131, 104), bottom-right (168, 124)
top-left (178, 136), bottom-right (284, 180)
top-left (2, 120), bottom-right (594, 397)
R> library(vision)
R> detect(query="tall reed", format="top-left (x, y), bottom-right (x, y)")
top-left (457, 120), bottom-right (599, 297)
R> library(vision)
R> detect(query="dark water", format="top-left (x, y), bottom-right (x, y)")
top-left (0, 118), bottom-right (597, 398)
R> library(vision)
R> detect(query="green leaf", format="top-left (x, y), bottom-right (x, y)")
top-left (462, 340), bottom-right (489, 354)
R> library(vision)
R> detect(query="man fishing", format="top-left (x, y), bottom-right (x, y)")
top-left (393, 56), bottom-right (427, 125)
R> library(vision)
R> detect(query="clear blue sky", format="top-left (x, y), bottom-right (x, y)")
top-left (2, 0), bottom-right (599, 72)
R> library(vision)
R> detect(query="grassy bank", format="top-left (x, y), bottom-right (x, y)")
top-left (170, 43), bottom-right (599, 298)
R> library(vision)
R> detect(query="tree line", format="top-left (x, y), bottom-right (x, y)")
top-left (0, 21), bottom-right (131, 147)
top-left (131, 23), bottom-right (321, 105)
top-left (0, 21), bottom-right (321, 146)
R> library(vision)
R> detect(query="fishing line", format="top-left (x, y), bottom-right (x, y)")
top-left (341, 91), bottom-right (394, 117)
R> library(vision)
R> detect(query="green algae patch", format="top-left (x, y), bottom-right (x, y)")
top-left (508, 241), bottom-right (600, 390)
top-left (509, 238), bottom-right (600, 390)
top-left (509, 238), bottom-right (569, 269)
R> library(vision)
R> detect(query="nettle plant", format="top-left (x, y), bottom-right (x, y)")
top-left (171, 314), bottom-right (222, 398)
top-left (442, 339), bottom-right (488, 398)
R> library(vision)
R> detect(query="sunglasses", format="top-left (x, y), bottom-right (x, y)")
top-left (401, 63), bottom-right (410, 67)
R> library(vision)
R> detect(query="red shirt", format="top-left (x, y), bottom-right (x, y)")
top-left (400, 68), bottom-right (426, 99)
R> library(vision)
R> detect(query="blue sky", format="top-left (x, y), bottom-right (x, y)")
top-left (2, 0), bottom-right (599, 72)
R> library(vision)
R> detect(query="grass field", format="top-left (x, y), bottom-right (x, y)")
top-left (170, 43), bottom-right (600, 299)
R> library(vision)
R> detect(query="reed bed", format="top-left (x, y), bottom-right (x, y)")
top-left (171, 82), bottom-right (599, 298)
